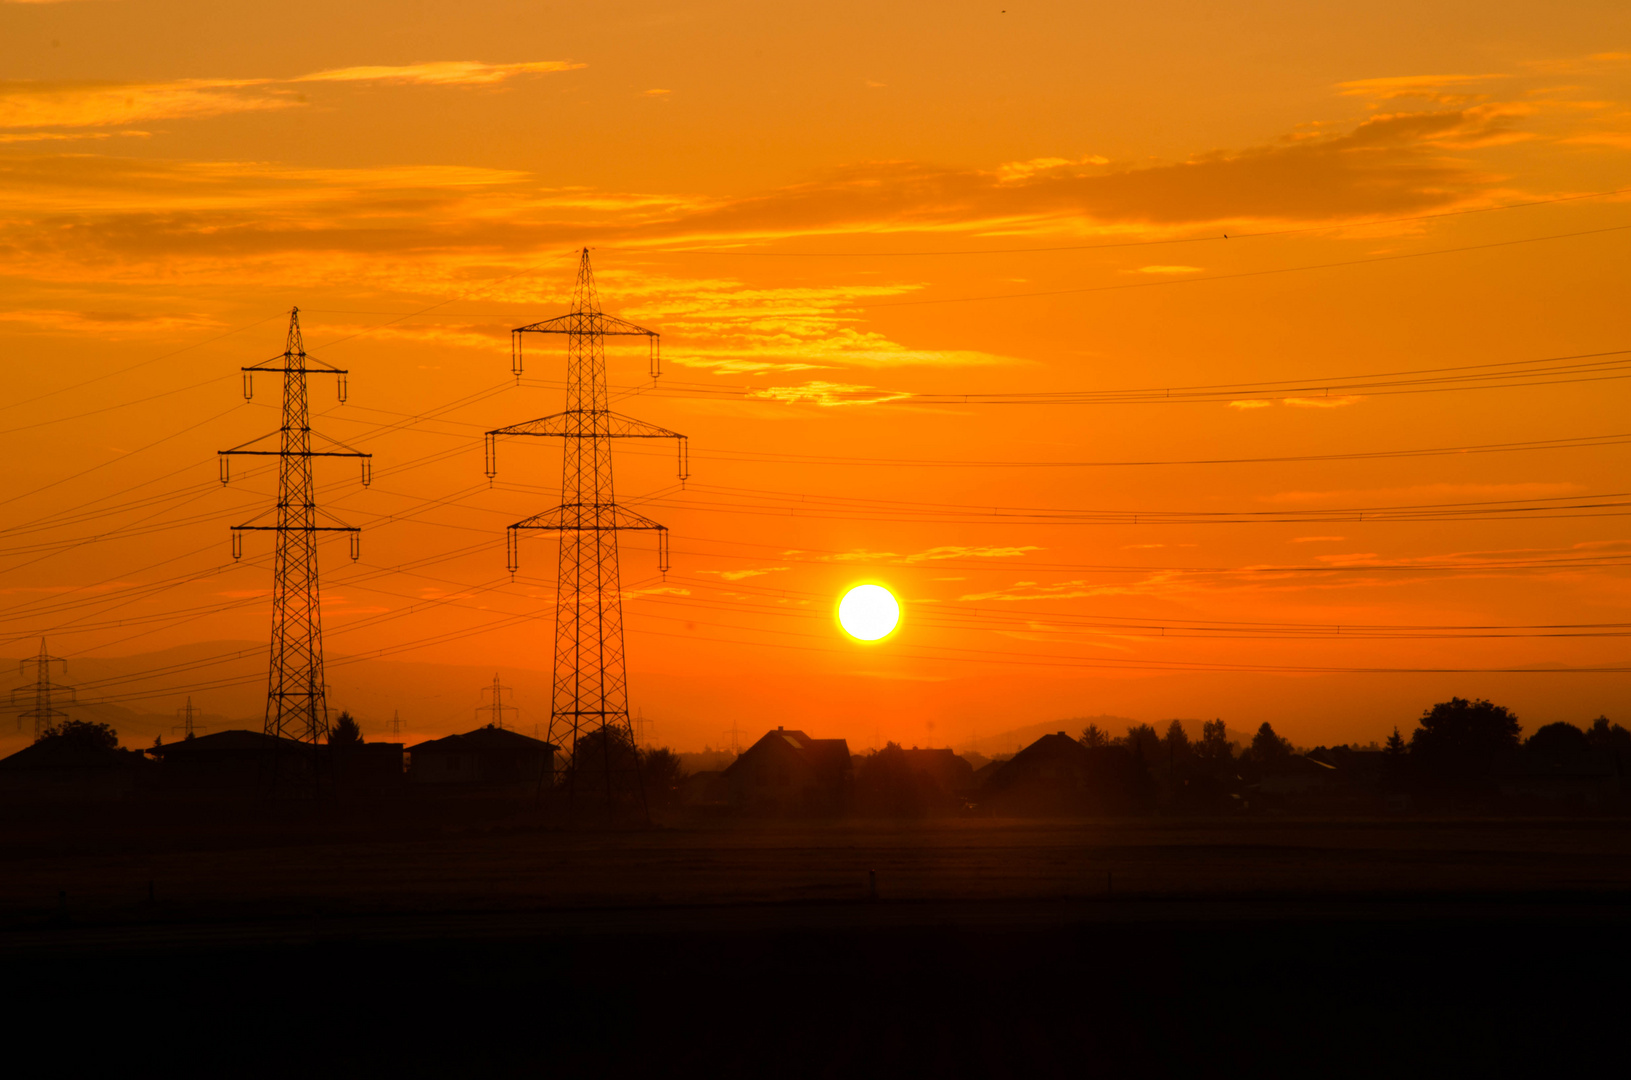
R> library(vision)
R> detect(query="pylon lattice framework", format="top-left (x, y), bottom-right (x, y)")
top-left (479, 673), bottom-right (518, 730)
top-left (11, 638), bottom-right (73, 738)
top-left (485, 250), bottom-right (687, 816)
top-left (219, 308), bottom-right (371, 755)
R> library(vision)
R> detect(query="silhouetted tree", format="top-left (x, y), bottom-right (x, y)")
top-left (1162, 720), bottom-right (1191, 758)
top-left (1586, 716), bottom-right (1631, 754)
top-left (38, 717), bottom-right (118, 751)
top-left (1526, 721), bottom-right (1590, 761)
top-left (561, 726), bottom-right (642, 801)
top-left (1198, 719), bottom-right (1233, 762)
top-left (1383, 728), bottom-right (1406, 757)
top-left (1124, 723), bottom-right (1161, 762)
top-left (1250, 722), bottom-right (1292, 765)
top-left (855, 742), bottom-right (942, 817)
top-left (1409, 697), bottom-right (1520, 795)
top-left (640, 746), bottom-right (685, 807)
top-left (1412, 698), bottom-right (1518, 757)
top-left (329, 711), bottom-right (364, 747)
top-left (1080, 723), bottom-right (1111, 749)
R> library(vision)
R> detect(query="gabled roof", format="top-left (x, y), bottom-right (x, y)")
top-left (0, 739), bottom-right (144, 771)
top-left (1011, 732), bottom-right (1093, 764)
top-left (150, 729), bottom-right (292, 755)
top-left (408, 726), bottom-right (558, 754)
top-left (982, 732), bottom-right (1094, 789)
top-left (725, 728), bottom-right (851, 777)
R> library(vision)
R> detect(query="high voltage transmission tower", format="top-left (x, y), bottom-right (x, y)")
top-left (173, 696), bottom-right (205, 739)
top-left (219, 308), bottom-right (371, 789)
top-left (478, 673), bottom-right (518, 730)
top-left (486, 250), bottom-right (688, 819)
top-left (11, 638), bottom-right (73, 738)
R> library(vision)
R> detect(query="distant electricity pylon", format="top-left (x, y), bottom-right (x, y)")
top-left (632, 706), bottom-right (650, 748)
top-left (219, 308), bottom-right (371, 775)
top-left (173, 697), bottom-right (206, 739)
top-left (387, 710), bottom-right (404, 737)
top-left (478, 673), bottom-right (518, 730)
top-left (11, 638), bottom-right (73, 738)
top-left (485, 250), bottom-right (688, 817)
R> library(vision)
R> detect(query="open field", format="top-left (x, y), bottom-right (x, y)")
top-left (8, 817), bottom-right (1630, 1075)
top-left (5, 815), bottom-right (1631, 927)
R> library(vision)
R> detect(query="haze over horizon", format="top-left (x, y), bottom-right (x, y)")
top-left (6, 0), bottom-right (1631, 756)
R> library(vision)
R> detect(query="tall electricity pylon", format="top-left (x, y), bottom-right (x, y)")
top-left (219, 308), bottom-right (371, 779)
top-left (478, 673), bottom-right (518, 730)
top-left (173, 697), bottom-right (205, 739)
top-left (485, 250), bottom-right (687, 818)
top-left (11, 638), bottom-right (72, 738)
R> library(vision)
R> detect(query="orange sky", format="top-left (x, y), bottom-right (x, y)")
top-left (4, 1), bottom-right (1631, 754)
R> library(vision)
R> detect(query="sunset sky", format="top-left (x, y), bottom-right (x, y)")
top-left (5, 0), bottom-right (1631, 753)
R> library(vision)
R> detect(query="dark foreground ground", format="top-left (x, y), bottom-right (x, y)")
top-left (4, 812), bottom-right (1630, 1076)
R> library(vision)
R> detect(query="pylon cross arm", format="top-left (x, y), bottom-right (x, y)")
top-left (241, 357), bottom-right (347, 374)
top-left (487, 410), bottom-right (684, 440)
top-left (508, 505), bottom-right (667, 532)
top-left (512, 313), bottom-right (657, 337)
top-left (504, 506), bottom-right (670, 574)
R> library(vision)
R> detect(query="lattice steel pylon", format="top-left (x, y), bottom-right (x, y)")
top-left (478, 673), bottom-right (518, 730)
top-left (485, 250), bottom-right (687, 819)
top-left (11, 637), bottom-right (73, 738)
top-left (218, 308), bottom-right (371, 786)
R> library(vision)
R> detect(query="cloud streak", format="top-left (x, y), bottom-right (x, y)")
top-left (0, 60), bottom-right (582, 130)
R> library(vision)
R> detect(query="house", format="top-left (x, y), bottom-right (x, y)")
top-left (1259, 754), bottom-right (1339, 797)
top-left (1498, 755), bottom-right (1621, 807)
top-left (852, 745), bottom-right (978, 816)
top-left (146, 730), bottom-right (404, 796)
top-left (0, 737), bottom-right (147, 801)
top-left (899, 748), bottom-right (976, 795)
top-left (722, 727), bottom-right (852, 815)
top-left (148, 729), bottom-right (295, 795)
top-left (679, 769), bottom-right (730, 808)
top-left (408, 726), bottom-right (557, 787)
top-left (978, 732), bottom-right (1152, 816)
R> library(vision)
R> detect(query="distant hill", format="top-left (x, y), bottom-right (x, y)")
top-left (957, 715), bottom-right (1138, 756)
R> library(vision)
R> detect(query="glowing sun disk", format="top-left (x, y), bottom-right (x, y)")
top-left (838, 584), bottom-right (900, 641)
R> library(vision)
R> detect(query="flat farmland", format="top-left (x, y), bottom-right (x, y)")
top-left (4, 815), bottom-right (1631, 930)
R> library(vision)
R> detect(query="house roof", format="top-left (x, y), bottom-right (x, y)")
top-left (408, 726), bottom-right (558, 754)
top-left (981, 732), bottom-right (1094, 789)
top-left (725, 728), bottom-right (851, 777)
top-left (150, 729), bottom-right (287, 755)
top-left (1, 739), bottom-right (145, 771)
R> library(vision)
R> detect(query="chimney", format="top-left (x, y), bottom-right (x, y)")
top-left (777, 726), bottom-right (783, 731)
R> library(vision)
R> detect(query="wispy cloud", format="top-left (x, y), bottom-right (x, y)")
top-left (789, 545), bottom-right (1041, 563)
top-left (902, 545), bottom-right (1041, 564)
top-left (1229, 396), bottom-right (1362, 410)
top-left (0, 60), bottom-right (581, 130)
top-left (1338, 73), bottom-right (1505, 105)
top-left (696, 567), bottom-right (787, 581)
top-left (299, 61), bottom-right (581, 86)
top-left (1259, 482), bottom-right (1581, 505)
top-left (747, 381), bottom-right (913, 406)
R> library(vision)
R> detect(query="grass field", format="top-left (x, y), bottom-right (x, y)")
top-left (7, 815), bottom-right (1628, 1075)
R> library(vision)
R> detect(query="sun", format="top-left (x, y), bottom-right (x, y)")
top-left (838, 583), bottom-right (901, 642)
